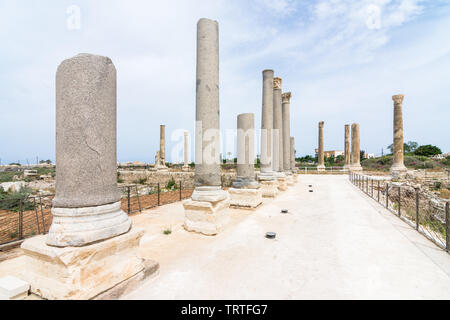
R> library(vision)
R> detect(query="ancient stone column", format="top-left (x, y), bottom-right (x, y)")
top-left (351, 123), bottom-right (362, 171)
top-left (272, 77), bottom-right (283, 173)
top-left (272, 77), bottom-right (287, 190)
top-left (290, 136), bottom-right (298, 182)
top-left (156, 125), bottom-right (168, 171)
top-left (317, 121), bottom-right (325, 171)
top-left (282, 92), bottom-right (294, 186)
top-left (229, 113), bottom-right (262, 208)
top-left (183, 18), bottom-right (229, 235)
top-left (258, 69), bottom-right (278, 198)
top-left (391, 94), bottom-right (407, 176)
top-left (260, 70), bottom-right (275, 176)
top-left (282, 92), bottom-right (292, 171)
top-left (344, 124), bottom-right (351, 169)
top-left (183, 131), bottom-right (189, 170)
top-left (49, 53), bottom-right (131, 247)
top-left (21, 53), bottom-right (147, 300)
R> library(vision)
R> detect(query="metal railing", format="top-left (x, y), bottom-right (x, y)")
top-left (350, 172), bottom-right (449, 252)
top-left (298, 166), bottom-right (348, 174)
top-left (0, 181), bottom-right (194, 247)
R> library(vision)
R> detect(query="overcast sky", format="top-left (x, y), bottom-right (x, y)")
top-left (1, 0), bottom-right (449, 164)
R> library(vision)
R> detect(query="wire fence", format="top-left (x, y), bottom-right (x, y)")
top-left (298, 166), bottom-right (348, 174)
top-left (0, 181), bottom-right (193, 247)
top-left (350, 172), bottom-right (449, 252)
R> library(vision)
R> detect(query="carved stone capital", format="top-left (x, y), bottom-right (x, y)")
top-left (273, 77), bottom-right (282, 90)
top-left (392, 94), bottom-right (404, 105)
top-left (282, 92), bottom-right (291, 104)
top-left (319, 121), bottom-right (324, 128)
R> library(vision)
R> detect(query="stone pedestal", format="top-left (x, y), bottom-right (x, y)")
top-left (275, 172), bottom-right (288, 191)
top-left (286, 174), bottom-right (294, 186)
top-left (317, 121), bottom-right (325, 171)
top-left (183, 187), bottom-right (230, 235)
top-left (229, 187), bottom-right (262, 209)
top-left (390, 94), bottom-right (407, 176)
top-left (259, 179), bottom-right (279, 198)
top-left (350, 123), bottom-right (362, 171)
top-left (21, 228), bottom-right (147, 300)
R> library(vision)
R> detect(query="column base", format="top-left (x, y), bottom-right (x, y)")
top-left (390, 164), bottom-right (407, 179)
top-left (20, 227), bottom-right (148, 300)
top-left (46, 201), bottom-right (132, 247)
top-left (182, 166), bottom-right (190, 172)
top-left (183, 186), bottom-right (230, 235)
top-left (229, 187), bottom-right (263, 209)
top-left (155, 165), bottom-right (169, 172)
top-left (349, 165), bottom-right (363, 172)
top-left (285, 173), bottom-right (294, 186)
top-left (293, 172), bottom-right (298, 183)
top-left (274, 172), bottom-right (287, 191)
top-left (259, 180), bottom-right (279, 198)
top-left (317, 165), bottom-right (325, 171)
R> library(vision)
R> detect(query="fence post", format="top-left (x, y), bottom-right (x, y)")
top-left (19, 199), bottom-right (23, 240)
top-left (386, 183), bottom-right (389, 209)
top-left (135, 185), bottom-right (142, 213)
top-left (377, 181), bottom-right (380, 202)
top-left (127, 186), bottom-right (131, 214)
top-left (179, 181), bottom-right (182, 201)
top-left (39, 196), bottom-right (46, 233)
top-left (415, 188), bottom-right (420, 231)
top-left (398, 186), bottom-right (401, 217)
top-left (157, 183), bottom-right (160, 206)
top-left (445, 202), bottom-right (449, 253)
top-left (371, 179), bottom-right (374, 198)
top-left (33, 197), bottom-right (41, 235)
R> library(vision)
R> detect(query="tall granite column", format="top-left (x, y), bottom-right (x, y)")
top-left (229, 113), bottom-right (262, 208)
top-left (344, 124), bottom-right (351, 169)
top-left (317, 121), bottom-right (325, 171)
top-left (183, 131), bottom-right (189, 170)
top-left (183, 18), bottom-right (229, 235)
top-left (273, 77), bottom-right (287, 190)
top-left (391, 94), bottom-right (407, 176)
top-left (350, 123), bottom-right (362, 171)
top-left (272, 77), bottom-right (283, 173)
top-left (21, 53), bottom-right (147, 300)
top-left (258, 70), bottom-right (278, 197)
top-left (48, 53), bottom-right (131, 247)
top-left (282, 92), bottom-right (294, 185)
top-left (156, 124), bottom-right (168, 170)
top-left (282, 92), bottom-right (292, 171)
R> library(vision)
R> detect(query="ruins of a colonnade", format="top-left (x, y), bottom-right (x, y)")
top-left (156, 124), bottom-right (168, 171)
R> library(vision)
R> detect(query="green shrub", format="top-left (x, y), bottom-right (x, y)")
top-left (167, 178), bottom-right (176, 190)
top-left (414, 145), bottom-right (442, 157)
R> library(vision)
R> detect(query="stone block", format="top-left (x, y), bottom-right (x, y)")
top-left (0, 276), bottom-right (29, 300)
top-left (183, 195), bottom-right (230, 235)
top-left (20, 228), bottom-right (146, 300)
top-left (229, 187), bottom-right (263, 209)
top-left (260, 180), bottom-right (278, 198)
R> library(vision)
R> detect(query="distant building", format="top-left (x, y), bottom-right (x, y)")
top-left (315, 149), bottom-right (344, 158)
top-left (364, 153), bottom-right (376, 159)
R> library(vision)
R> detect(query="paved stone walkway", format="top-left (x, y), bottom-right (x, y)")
top-left (124, 175), bottom-right (450, 299)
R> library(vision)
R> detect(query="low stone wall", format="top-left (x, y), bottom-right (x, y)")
top-left (117, 169), bottom-right (237, 188)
